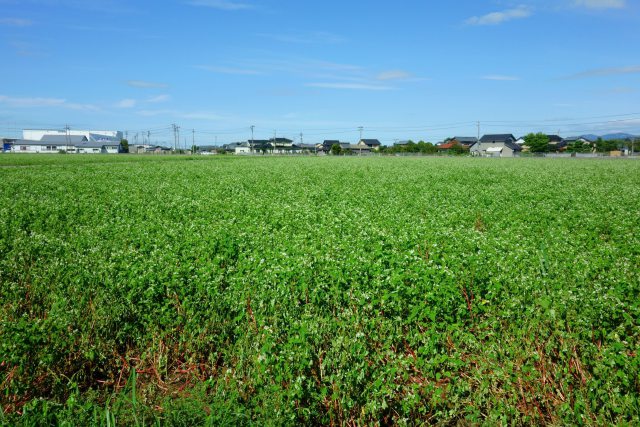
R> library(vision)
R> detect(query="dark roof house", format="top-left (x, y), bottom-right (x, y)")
top-left (479, 134), bottom-right (516, 144)
top-left (448, 136), bottom-right (478, 146)
top-left (359, 139), bottom-right (381, 148)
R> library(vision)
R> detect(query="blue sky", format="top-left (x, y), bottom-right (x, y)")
top-left (1, 0), bottom-right (639, 145)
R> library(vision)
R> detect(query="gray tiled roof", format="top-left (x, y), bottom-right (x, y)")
top-left (40, 135), bottom-right (88, 143)
top-left (479, 134), bottom-right (516, 143)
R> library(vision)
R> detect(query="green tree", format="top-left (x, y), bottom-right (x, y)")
top-left (566, 140), bottom-right (592, 153)
top-left (595, 138), bottom-right (620, 153)
top-left (120, 138), bottom-right (129, 153)
top-left (419, 141), bottom-right (437, 154)
top-left (330, 143), bottom-right (342, 155)
top-left (450, 143), bottom-right (467, 155)
top-left (523, 133), bottom-right (549, 153)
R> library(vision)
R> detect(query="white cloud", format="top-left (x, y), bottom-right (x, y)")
top-left (0, 18), bottom-right (33, 26)
top-left (0, 95), bottom-right (65, 108)
top-left (146, 94), bottom-right (171, 103)
top-left (482, 75), bottom-right (520, 81)
top-left (573, 0), bottom-right (625, 9)
top-left (115, 98), bottom-right (136, 108)
top-left (187, 0), bottom-right (253, 10)
top-left (8, 40), bottom-right (47, 57)
top-left (306, 82), bottom-right (393, 91)
top-left (127, 80), bottom-right (168, 89)
top-left (465, 6), bottom-right (532, 25)
top-left (377, 70), bottom-right (412, 81)
top-left (0, 95), bottom-right (99, 111)
top-left (565, 65), bottom-right (640, 79)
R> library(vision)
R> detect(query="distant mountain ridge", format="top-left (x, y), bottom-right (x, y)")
top-left (580, 133), bottom-right (637, 141)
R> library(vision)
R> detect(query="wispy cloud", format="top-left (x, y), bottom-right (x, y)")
top-left (564, 65), bottom-right (640, 79)
top-left (0, 95), bottom-right (65, 108)
top-left (115, 99), bottom-right (136, 108)
top-left (609, 87), bottom-right (636, 94)
top-left (465, 5), bottom-right (532, 25)
top-left (306, 82), bottom-right (393, 91)
top-left (127, 80), bottom-right (169, 89)
top-left (573, 0), bottom-right (625, 9)
top-left (0, 94), bottom-right (99, 111)
top-left (187, 0), bottom-right (253, 10)
top-left (146, 94), bottom-right (171, 103)
top-left (0, 18), bottom-right (33, 26)
top-left (377, 70), bottom-right (412, 81)
top-left (8, 40), bottom-right (48, 57)
top-left (194, 65), bottom-right (262, 75)
top-left (482, 75), bottom-right (520, 81)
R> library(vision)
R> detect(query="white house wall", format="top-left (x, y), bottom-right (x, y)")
top-left (11, 144), bottom-right (76, 153)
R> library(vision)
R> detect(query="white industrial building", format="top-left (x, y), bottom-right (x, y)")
top-left (23, 129), bottom-right (123, 142)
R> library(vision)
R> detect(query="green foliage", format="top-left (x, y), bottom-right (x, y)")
top-left (330, 143), bottom-right (341, 155)
top-left (595, 138), bottom-right (622, 153)
top-left (523, 132), bottom-right (550, 153)
top-left (567, 140), bottom-right (593, 153)
top-left (0, 155), bottom-right (639, 424)
top-left (382, 140), bottom-right (438, 155)
top-left (120, 139), bottom-right (129, 153)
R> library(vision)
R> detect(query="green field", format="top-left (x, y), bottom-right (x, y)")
top-left (1, 155), bottom-right (639, 425)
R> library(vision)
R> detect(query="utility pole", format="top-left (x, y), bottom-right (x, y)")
top-left (358, 126), bottom-right (364, 142)
top-left (172, 124), bottom-right (177, 151)
top-left (250, 125), bottom-right (255, 144)
top-left (300, 132), bottom-right (303, 145)
top-left (192, 129), bottom-right (195, 153)
top-left (65, 124), bottom-right (70, 146)
top-left (477, 121), bottom-right (480, 140)
top-left (147, 131), bottom-right (151, 145)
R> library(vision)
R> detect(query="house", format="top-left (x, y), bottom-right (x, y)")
top-left (446, 136), bottom-right (478, 148)
top-left (196, 145), bottom-right (220, 154)
top-left (129, 143), bottom-right (154, 154)
top-left (234, 142), bottom-right (251, 155)
top-left (546, 135), bottom-right (566, 151)
top-left (470, 134), bottom-right (521, 157)
top-left (564, 136), bottom-right (592, 145)
top-left (222, 142), bottom-right (244, 153)
top-left (321, 140), bottom-right (347, 153)
top-left (394, 140), bottom-right (411, 147)
top-left (357, 139), bottom-right (381, 151)
top-left (437, 140), bottom-right (467, 153)
top-left (298, 143), bottom-right (318, 153)
top-left (10, 136), bottom-right (84, 153)
top-left (345, 144), bottom-right (371, 154)
top-left (144, 145), bottom-right (172, 154)
top-left (75, 140), bottom-right (121, 154)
